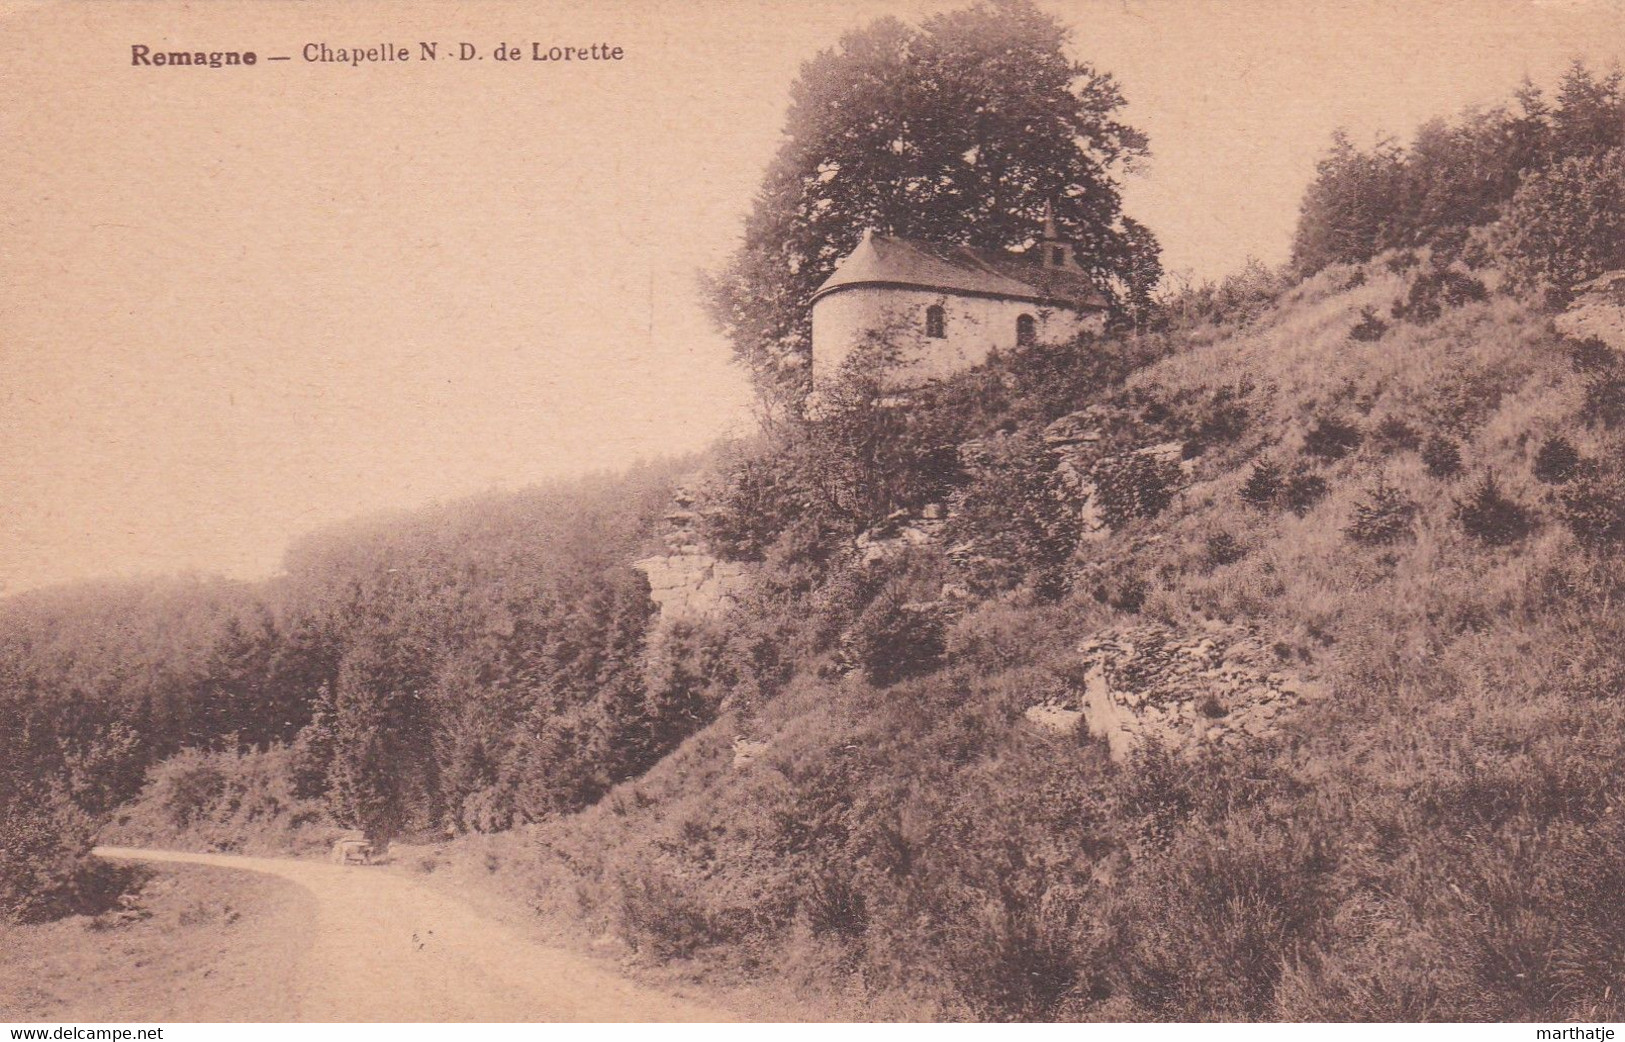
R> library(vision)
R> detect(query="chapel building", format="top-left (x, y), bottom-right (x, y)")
top-left (810, 205), bottom-right (1108, 385)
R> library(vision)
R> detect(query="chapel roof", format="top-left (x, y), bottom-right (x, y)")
top-left (811, 230), bottom-right (1109, 310)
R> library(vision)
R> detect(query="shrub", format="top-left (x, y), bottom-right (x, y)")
top-left (1423, 434), bottom-right (1464, 478)
top-left (1204, 532), bottom-right (1246, 568)
top-left (1349, 307), bottom-right (1389, 342)
top-left (1373, 417), bottom-right (1422, 453)
top-left (1100, 815), bottom-right (1337, 1020)
top-left (1345, 481), bottom-right (1419, 545)
top-left (1568, 337), bottom-right (1616, 375)
top-left (147, 751), bottom-right (227, 830)
top-left (1091, 452), bottom-right (1183, 530)
top-left (1284, 469), bottom-right (1332, 517)
top-left (1453, 474), bottom-right (1534, 545)
top-left (946, 430), bottom-right (1082, 597)
top-left (1391, 267), bottom-right (1489, 324)
top-left (1533, 436), bottom-right (1584, 484)
top-left (1303, 415), bottom-right (1363, 461)
top-left (845, 590), bottom-right (948, 688)
top-left (701, 448), bottom-right (813, 561)
top-left (615, 867), bottom-right (737, 960)
top-left (1557, 471), bottom-right (1625, 544)
top-left (1239, 460), bottom-right (1285, 509)
top-left (1581, 369), bottom-right (1625, 430)
top-left (0, 791), bottom-right (101, 924)
top-left (1186, 384), bottom-right (1254, 453)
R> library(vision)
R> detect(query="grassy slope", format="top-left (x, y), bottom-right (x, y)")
top-left (0, 862), bottom-right (315, 1022)
top-left (324, 260), bottom-right (1625, 1019)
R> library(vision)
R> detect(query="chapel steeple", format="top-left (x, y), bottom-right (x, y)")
top-left (1039, 199), bottom-right (1074, 269)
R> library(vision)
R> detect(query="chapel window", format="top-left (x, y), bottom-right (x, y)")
top-left (1016, 313), bottom-right (1036, 346)
top-left (925, 304), bottom-right (946, 339)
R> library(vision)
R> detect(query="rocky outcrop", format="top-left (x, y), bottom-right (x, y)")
top-left (1023, 623), bottom-right (1326, 760)
top-left (634, 488), bottom-right (752, 624)
top-left (854, 506), bottom-right (947, 564)
top-left (636, 553), bottom-right (751, 620)
top-left (850, 410), bottom-right (1195, 567)
top-left (1042, 410), bottom-right (1193, 541)
top-left (1556, 270), bottom-right (1625, 350)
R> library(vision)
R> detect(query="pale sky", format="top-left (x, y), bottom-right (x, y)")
top-left (2, 0), bottom-right (1622, 593)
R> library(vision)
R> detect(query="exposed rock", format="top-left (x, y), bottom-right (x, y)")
top-left (1023, 703), bottom-right (1085, 735)
top-left (1024, 623), bottom-right (1326, 761)
top-left (634, 485), bottom-right (752, 625)
top-left (854, 513), bottom-right (946, 564)
top-left (635, 553), bottom-right (750, 621)
top-left (1556, 270), bottom-right (1625, 350)
top-left (1038, 413), bottom-right (1194, 543)
top-left (1043, 409), bottom-right (1106, 448)
top-left (956, 431), bottom-right (1017, 474)
top-left (1139, 441), bottom-right (1188, 468)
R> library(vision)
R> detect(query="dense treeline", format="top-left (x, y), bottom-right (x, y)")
top-left (1292, 62), bottom-right (1625, 292)
top-left (0, 459), bottom-right (715, 916)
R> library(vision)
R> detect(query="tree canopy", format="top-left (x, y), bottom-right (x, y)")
top-left (703, 0), bottom-right (1160, 414)
top-left (1290, 61), bottom-right (1624, 277)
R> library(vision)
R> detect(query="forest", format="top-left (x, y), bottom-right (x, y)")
top-left (1, 460), bottom-right (708, 918)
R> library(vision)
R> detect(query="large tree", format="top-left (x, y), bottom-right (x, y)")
top-left (703, 0), bottom-right (1160, 414)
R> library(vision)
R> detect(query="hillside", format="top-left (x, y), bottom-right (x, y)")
top-left (416, 254), bottom-right (1625, 1021)
top-left (11, 252), bottom-right (1625, 1022)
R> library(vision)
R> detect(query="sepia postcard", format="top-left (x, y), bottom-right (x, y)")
top-left (4, 0), bottom-right (1625, 1030)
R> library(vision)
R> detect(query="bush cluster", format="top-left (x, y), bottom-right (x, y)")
top-left (1239, 459), bottom-right (1331, 517)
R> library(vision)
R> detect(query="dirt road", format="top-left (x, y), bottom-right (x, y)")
top-left (93, 846), bottom-right (726, 1022)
